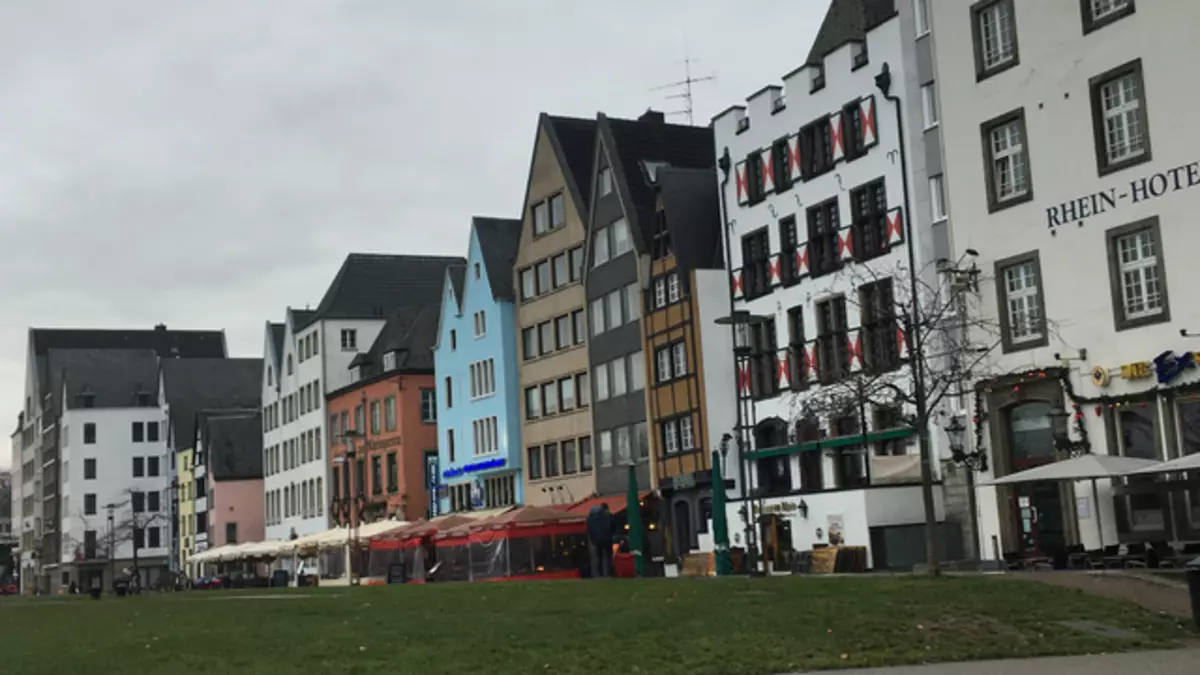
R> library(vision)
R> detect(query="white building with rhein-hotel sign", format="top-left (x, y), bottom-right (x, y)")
top-left (931, 0), bottom-right (1200, 560)
top-left (710, 0), bottom-right (956, 572)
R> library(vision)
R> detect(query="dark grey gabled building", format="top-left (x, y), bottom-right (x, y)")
top-left (582, 111), bottom-right (715, 496)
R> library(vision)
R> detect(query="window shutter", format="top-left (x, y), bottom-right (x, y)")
top-left (760, 149), bottom-right (775, 194)
top-left (734, 160), bottom-right (749, 205)
top-left (860, 95), bottom-right (878, 148)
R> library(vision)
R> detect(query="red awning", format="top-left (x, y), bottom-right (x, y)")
top-left (563, 492), bottom-right (651, 515)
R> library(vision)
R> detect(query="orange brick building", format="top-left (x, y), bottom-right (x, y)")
top-left (326, 307), bottom-right (442, 524)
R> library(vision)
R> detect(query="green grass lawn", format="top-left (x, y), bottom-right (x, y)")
top-left (0, 576), bottom-right (1191, 675)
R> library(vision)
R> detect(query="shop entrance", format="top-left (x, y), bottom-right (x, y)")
top-left (759, 514), bottom-right (793, 571)
top-left (1007, 401), bottom-right (1068, 556)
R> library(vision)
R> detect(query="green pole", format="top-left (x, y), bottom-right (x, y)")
top-left (626, 464), bottom-right (644, 577)
top-left (711, 450), bottom-right (733, 576)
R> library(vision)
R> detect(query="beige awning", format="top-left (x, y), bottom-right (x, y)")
top-left (981, 454), bottom-right (1161, 485)
top-left (1128, 452), bottom-right (1200, 475)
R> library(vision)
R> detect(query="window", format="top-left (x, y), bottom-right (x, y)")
top-left (542, 382), bottom-right (559, 415)
top-left (549, 193), bottom-right (565, 229)
top-left (539, 321), bottom-right (554, 356)
top-left (592, 227), bottom-right (610, 267)
top-left (615, 426), bottom-right (632, 464)
top-left (914, 0), bottom-right (930, 36)
top-left (651, 210), bottom-right (672, 260)
top-left (799, 116), bottom-right (834, 179)
top-left (595, 363), bottom-right (610, 401)
top-left (606, 290), bottom-right (622, 328)
top-left (810, 64), bottom-right (825, 92)
top-left (148, 490), bottom-right (160, 512)
top-left (450, 329), bottom-right (457, 350)
top-left (527, 446), bottom-right (543, 480)
top-left (972, 0), bottom-right (1019, 80)
top-left (559, 376), bottom-right (576, 411)
top-left (850, 41), bottom-right (868, 70)
top-left (662, 416), bottom-right (695, 455)
top-left (921, 83), bottom-right (938, 129)
top-left (83, 423), bottom-right (96, 444)
top-left (806, 198), bottom-right (841, 278)
top-left (520, 268), bottom-right (535, 301)
top-left (474, 262), bottom-right (481, 279)
top-left (525, 387), bottom-right (541, 420)
top-left (981, 109), bottom-right (1032, 211)
top-left (84, 493), bottom-right (96, 515)
top-left (1107, 217), bottom-right (1168, 331)
top-left (833, 414), bottom-right (868, 489)
top-left (370, 400), bottom-right (381, 434)
top-left (816, 296), bottom-right (850, 383)
top-left (629, 350), bottom-right (645, 392)
top-left (625, 282), bottom-right (641, 322)
top-left (552, 253), bottom-right (569, 288)
top-left (544, 443), bottom-right (560, 477)
top-left (579, 436), bottom-right (594, 472)
top-left (612, 219), bottom-right (632, 258)
top-left (561, 439), bottom-right (578, 474)
top-left (1115, 405), bottom-right (1164, 532)
top-left (147, 421), bottom-right (160, 443)
top-left (851, 179), bottom-right (888, 262)
top-left (599, 167), bottom-right (613, 196)
top-left (420, 389), bottom-right (437, 423)
top-left (470, 359), bottom-right (496, 398)
top-left (841, 100), bottom-right (866, 161)
top-left (770, 138), bottom-right (792, 192)
top-left (555, 315), bottom-right (571, 350)
top-left (446, 429), bottom-right (456, 463)
top-left (386, 452), bottom-right (398, 492)
top-left (740, 227), bottom-right (771, 299)
top-left (369, 455), bottom-right (383, 496)
top-left (995, 252), bottom-right (1047, 351)
top-left (132, 457), bottom-right (145, 478)
top-left (745, 150), bottom-right (764, 205)
top-left (671, 343), bottom-right (688, 380)
top-left (653, 278), bottom-right (666, 309)
top-left (598, 431), bottom-right (614, 467)
top-left (522, 327), bottom-right (537, 360)
top-left (930, 175), bottom-right (947, 222)
top-left (384, 396), bottom-right (396, 431)
top-left (667, 274), bottom-right (681, 304)
top-left (286, 354), bottom-right (294, 375)
top-left (572, 310), bottom-right (585, 345)
top-left (778, 216), bottom-right (799, 286)
top-left (1090, 60), bottom-right (1149, 175)
top-left (1083, 0), bottom-right (1134, 33)
top-left (132, 491), bottom-right (146, 513)
top-left (569, 246), bottom-right (584, 281)
top-left (748, 320), bottom-right (779, 400)
top-left (131, 421), bottom-right (144, 443)
top-left (532, 200), bottom-right (549, 236)
top-left (576, 372), bottom-right (590, 407)
top-left (590, 298), bottom-right (606, 336)
top-left (655, 346), bottom-right (673, 383)
top-left (84, 457), bottom-right (96, 479)
top-left (473, 310), bottom-right (487, 337)
top-left (147, 456), bottom-right (160, 477)
top-left (610, 357), bottom-right (627, 397)
top-left (859, 279), bottom-right (900, 373)
top-left (536, 260), bottom-right (551, 295)
top-left (340, 329), bottom-right (357, 350)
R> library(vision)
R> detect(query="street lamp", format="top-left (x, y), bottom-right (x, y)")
top-left (336, 429), bottom-right (364, 584)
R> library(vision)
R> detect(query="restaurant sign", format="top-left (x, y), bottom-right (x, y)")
top-left (1154, 350), bottom-right (1198, 385)
top-left (1045, 159), bottom-right (1200, 230)
top-left (442, 457), bottom-right (506, 480)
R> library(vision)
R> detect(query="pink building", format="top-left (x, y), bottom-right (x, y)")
top-left (197, 411), bottom-right (265, 549)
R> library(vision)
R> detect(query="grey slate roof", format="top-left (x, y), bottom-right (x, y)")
top-left (541, 115), bottom-right (597, 219)
top-left (473, 217), bottom-right (523, 301)
top-left (161, 357), bottom-right (263, 452)
top-left (51, 349), bottom-right (160, 410)
top-left (31, 327), bottom-right (226, 418)
top-left (657, 166), bottom-right (724, 272)
top-left (268, 322), bottom-right (285, 370)
top-left (198, 411), bottom-right (263, 481)
top-left (805, 0), bottom-right (897, 66)
top-left (296, 253), bottom-right (465, 330)
top-left (447, 264), bottom-right (467, 312)
top-left (597, 113), bottom-right (715, 256)
top-left (341, 304), bottom-right (441, 388)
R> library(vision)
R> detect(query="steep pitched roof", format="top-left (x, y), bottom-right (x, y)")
top-left (346, 304), bottom-right (441, 384)
top-left (805, 0), bottom-right (897, 66)
top-left (52, 349), bottom-right (160, 410)
top-left (657, 166), bottom-right (724, 271)
top-left (544, 115), bottom-right (598, 215)
top-left (447, 264), bottom-right (467, 311)
top-left (472, 217), bottom-right (523, 301)
top-left (598, 113), bottom-right (715, 254)
top-left (296, 253), bottom-right (466, 330)
top-left (161, 358), bottom-right (263, 452)
top-left (199, 411), bottom-right (263, 481)
top-left (30, 327), bottom-right (226, 418)
top-left (267, 322), bottom-right (285, 369)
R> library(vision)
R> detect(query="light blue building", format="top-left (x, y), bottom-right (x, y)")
top-left (433, 217), bottom-right (525, 515)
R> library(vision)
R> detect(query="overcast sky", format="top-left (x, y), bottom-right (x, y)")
top-left (0, 0), bottom-right (826, 468)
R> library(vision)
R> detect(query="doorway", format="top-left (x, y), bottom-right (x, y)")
top-left (1007, 401), bottom-right (1067, 555)
top-left (1015, 482), bottom-right (1066, 554)
top-left (759, 514), bottom-right (794, 571)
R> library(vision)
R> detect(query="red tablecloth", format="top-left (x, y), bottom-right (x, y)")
top-left (613, 552), bottom-right (636, 578)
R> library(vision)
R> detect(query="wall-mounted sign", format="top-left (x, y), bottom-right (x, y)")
top-left (1154, 350), bottom-right (1197, 385)
top-left (1091, 366), bottom-right (1111, 387)
top-left (442, 457), bottom-right (506, 480)
top-left (1045, 159), bottom-right (1200, 229)
top-left (366, 436), bottom-right (403, 451)
top-left (1119, 361), bottom-right (1153, 380)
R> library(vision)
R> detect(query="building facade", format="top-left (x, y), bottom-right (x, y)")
top-left (640, 166), bottom-right (738, 557)
top-left (514, 115), bottom-right (598, 507)
top-left (931, 0), bottom-right (1200, 558)
top-left (325, 307), bottom-right (442, 525)
top-left (434, 219), bottom-right (525, 514)
top-left (262, 254), bottom-right (463, 541)
top-left (196, 412), bottom-right (264, 560)
top-left (712, 0), bottom-right (952, 571)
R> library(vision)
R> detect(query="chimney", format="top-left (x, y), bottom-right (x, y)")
top-left (154, 323), bottom-right (167, 331)
top-left (638, 109), bottom-right (665, 124)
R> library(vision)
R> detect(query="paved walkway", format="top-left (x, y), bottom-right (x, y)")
top-left (796, 649), bottom-right (1198, 674)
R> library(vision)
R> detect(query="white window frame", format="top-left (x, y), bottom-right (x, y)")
top-left (977, 0), bottom-right (1016, 71)
top-left (628, 350), bottom-right (645, 392)
top-left (340, 329), bottom-right (357, 350)
top-left (610, 356), bottom-right (627, 397)
top-left (930, 175), bottom-right (947, 223)
top-left (590, 298), bottom-right (606, 337)
top-left (989, 119), bottom-right (1028, 203)
top-left (625, 283), bottom-right (640, 324)
top-left (671, 342), bottom-right (688, 378)
top-left (1099, 71), bottom-right (1145, 165)
top-left (680, 416), bottom-right (695, 451)
top-left (663, 420), bottom-right (679, 455)
top-left (595, 362), bottom-right (610, 401)
top-left (914, 0), bottom-right (930, 37)
top-left (1091, 0), bottom-right (1131, 22)
top-left (592, 227), bottom-right (610, 267)
top-left (1004, 261), bottom-right (1042, 344)
top-left (611, 218), bottom-right (633, 258)
top-left (921, 83), bottom-right (938, 130)
top-left (653, 278), bottom-right (666, 309)
top-left (667, 273), bottom-right (681, 304)
top-left (473, 311), bottom-right (487, 338)
top-left (1115, 228), bottom-right (1163, 320)
top-left (656, 348), bottom-right (672, 383)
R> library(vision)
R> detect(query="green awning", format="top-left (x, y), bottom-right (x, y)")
top-left (745, 427), bottom-right (916, 460)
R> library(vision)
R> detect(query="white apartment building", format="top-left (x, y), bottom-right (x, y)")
top-left (712, 0), bottom-right (956, 570)
top-left (262, 254), bottom-right (463, 542)
top-left (932, 0), bottom-right (1200, 559)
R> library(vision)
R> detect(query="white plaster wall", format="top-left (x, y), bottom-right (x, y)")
top-left (694, 268), bottom-right (740, 490)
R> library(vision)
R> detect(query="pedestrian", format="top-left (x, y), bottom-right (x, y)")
top-left (586, 503), bottom-right (616, 578)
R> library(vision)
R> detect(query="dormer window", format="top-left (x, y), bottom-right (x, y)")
top-left (383, 351), bottom-right (396, 371)
top-left (810, 65), bottom-right (826, 93)
top-left (351, 366), bottom-right (362, 383)
top-left (851, 41), bottom-right (869, 70)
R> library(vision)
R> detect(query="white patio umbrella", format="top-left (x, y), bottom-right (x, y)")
top-left (1127, 452), bottom-right (1200, 475)
top-left (981, 454), bottom-right (1162, 549)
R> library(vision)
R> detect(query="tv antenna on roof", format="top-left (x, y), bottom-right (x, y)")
top-left (650, 54), bottom-right (715, 126)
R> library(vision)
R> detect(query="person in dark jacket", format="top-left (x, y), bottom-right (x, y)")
top-left (586, 504), bottom-right (616, 578)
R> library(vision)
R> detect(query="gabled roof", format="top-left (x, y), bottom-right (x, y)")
top-left (296, 253), bottom-right (465, 330)
top-left (473, 217), bottom-right (523, 301)
top-left (51, 349), bottom-right (160, 410)
top-left (519, 115), bottom-right (597, 234)
top-left (447, 264), bottom-right (467, 311)
top-left (343, 304), bottom-right (441, 387)
top-left (198, 411), bottom-right (263, 481)
top-left (656, 166), bottom-right (724, 272)
top-left (596, 112), bottom-right (714, 255)
top-left (31, 327), bottom-right (225, 418)
top-left (161, 358), bottom-right (263, 452)
top-left (805, 0), bottom-right (897, 67)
